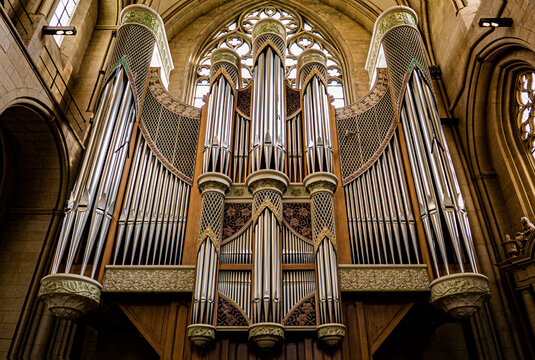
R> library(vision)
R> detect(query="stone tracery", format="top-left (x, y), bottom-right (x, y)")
top-left (193, 6), bottom-right (346, 108)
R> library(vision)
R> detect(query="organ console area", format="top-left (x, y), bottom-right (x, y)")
top-left (36, 4), bottom-right (491, 359)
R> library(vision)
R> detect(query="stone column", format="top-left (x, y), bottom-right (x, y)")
top-left (521, 288), bottom-right (535, 337)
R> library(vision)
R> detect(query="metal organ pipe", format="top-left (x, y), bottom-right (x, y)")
top-left (299, 49), bottom-right (345, 343)
top-left (203, 49), bottom-right (239, 175)
top-left (250, 23), bottom-right (286, 173)
top-left (51, 66), bottom-right (136, 277)
top-left (245, 19), bottom-right (288, 349)
top-left (38, 5), bottom-right (204, 323)
top-left (374, 6), bottom-right (489, 319)
top-left (189, 49), bottom-right (240, 342)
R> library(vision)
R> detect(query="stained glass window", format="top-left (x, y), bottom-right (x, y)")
top-left (516, 72), bottom-right (535, 157)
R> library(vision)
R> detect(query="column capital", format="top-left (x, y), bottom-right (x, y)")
top-left (304, 172), bottom-right (338, 195)
top-left (197, 172), bottom-right (232, 195)
top-left (246, 169), bottom-right (289, 196)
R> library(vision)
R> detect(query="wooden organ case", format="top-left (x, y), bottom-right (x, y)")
top-left (37, 5), bottom-right (492, 360)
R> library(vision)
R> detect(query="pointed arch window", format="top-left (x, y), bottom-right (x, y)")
top-left (193, 6), bottom-right (346, 108)
top-left (49, 0), bottom-right (80, 45)
top-left (516, 71), bottom-right (535, 157)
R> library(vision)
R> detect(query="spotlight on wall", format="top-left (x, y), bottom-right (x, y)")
top-left (42, 26), bottom-right (77, 36)
top-left (478, 18), bottom-right (513, 28)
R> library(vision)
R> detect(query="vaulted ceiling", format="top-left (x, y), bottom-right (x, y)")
top-left (102, 0), bottom-right (414, 37)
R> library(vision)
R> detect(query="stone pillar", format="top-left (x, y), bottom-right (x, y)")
top-left (521, 288), bottom-right (535, 337)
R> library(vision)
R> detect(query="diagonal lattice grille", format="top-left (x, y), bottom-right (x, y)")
top-left (382, 26), bottom-right (430, 110)
top-left (107, 25), bottom-right (155, 109)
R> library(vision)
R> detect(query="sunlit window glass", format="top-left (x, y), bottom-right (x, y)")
top-left (49, 0), bottom-right (79, 45)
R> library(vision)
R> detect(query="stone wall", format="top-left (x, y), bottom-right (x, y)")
top-left (0, 7), bottom-right (81, 358)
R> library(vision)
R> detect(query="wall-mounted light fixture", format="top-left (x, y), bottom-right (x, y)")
top-left (478, 18), bottom-right (513, 28)
top-left (42, 26), bottom-right (77, 36)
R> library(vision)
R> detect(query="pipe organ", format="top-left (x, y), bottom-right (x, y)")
top-left (189, 48), bottom-right (239, 342)
top-left (300, 50), bottom-right (344, 339)
top-left (37, 4), bottom-right (492, 358)
top-left (250, 19), bottom-right (286, 173)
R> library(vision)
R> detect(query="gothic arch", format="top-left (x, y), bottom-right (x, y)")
top-left (465, 38), bottom-right (535, 237)
top-left (160, 0), bottom-right (388, 41)
top-left (0, 100), bottom-right (75, 357)
top-left (179, 0), bottom-right (356, 105)
top-left (457, 38), bottom-right (535, 358)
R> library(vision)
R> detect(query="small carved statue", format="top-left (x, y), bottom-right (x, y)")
top-left (503, 217), bottom-right (535, 258)
top-left (516, 217), bottom-right (535, 248)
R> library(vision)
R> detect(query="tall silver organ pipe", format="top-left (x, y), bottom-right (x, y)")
top-left (250, 19), bottom-right (286, 173)
top-left (300, 50), bottom-right (333, 174)
top-left (245, 19), bottom-right (289, 348)
top-left (203, 49), bottom-right (241, 174)
top-left (374, 6), bottom-right (489, 319)
top-left (250, 188), bottom-right (283, 325)
top-left (231, 113), bottom-right (250, 183)
top-left (286, 112), bottom-right (304, 183)
top-left (111, 135), bottom-right (191, 266)
top-left (300, 49), bottom-right (345, 341)
top-left (189, 49), bottom-right (239, 342)
top-left (345, 138), bottom-right (419, 265)
top-left (379, 8), bottom-right (479, 278)
top-left (51, 67), bottom-right (134, 278)
top-left (399, 71), bottom-right (478, 276)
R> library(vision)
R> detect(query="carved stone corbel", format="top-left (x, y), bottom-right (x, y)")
top-left (38, 274), bottom-right (101, 320)
top-left (248, 323), bottom-right (285, 349)
top-left (429, 273), bottom-right (490, 319)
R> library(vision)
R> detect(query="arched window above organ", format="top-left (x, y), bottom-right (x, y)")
top-left (193, 6), bottom-right (346, 108)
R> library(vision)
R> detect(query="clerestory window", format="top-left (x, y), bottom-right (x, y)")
top-left (49, 0), bottom-right (79, 45)
top-left (193, 6), bottom-right (346, 108)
